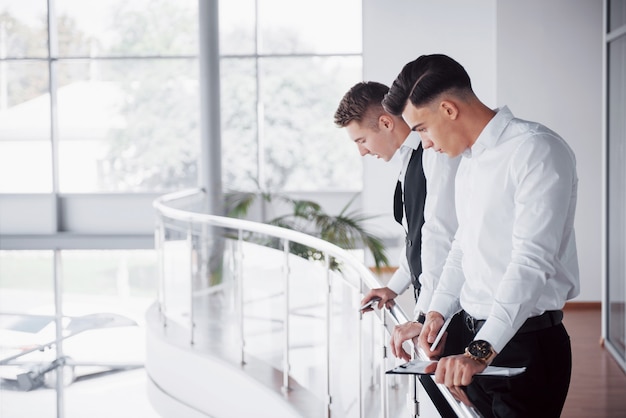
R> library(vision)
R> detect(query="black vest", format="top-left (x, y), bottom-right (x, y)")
top-left (393, 144), bottom-right (427, 291)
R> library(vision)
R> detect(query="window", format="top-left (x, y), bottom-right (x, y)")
top-left (220, 0), bottom-right (363, 193)
top-left (0, 1), bottom-right (364, 414)
top-left (0, 0), bottom-right (363, 243)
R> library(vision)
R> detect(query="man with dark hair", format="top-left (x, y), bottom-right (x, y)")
top-left (386, 54), bottom-right (580, 417)
top-left (334, 81), bottom-right (460, 361)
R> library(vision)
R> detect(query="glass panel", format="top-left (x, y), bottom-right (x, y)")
top-left (607, 35), bottom-right (626, 366)
top-left (609, 0), bottom-right (626, 32)
top-left (60, 250), bottom-right (159, 418)
top-left (56, 0), bottom-right (198, 57)
top-left (56, 58), bottom-right (199, 192)
top-left (0, 250), bottom-right (54, 314)
top-left (260, 56), bottom-right (362, 191)
top-left (219, 0), bottom-right (256, 56)
top-left (221, 57), bottom-right (258, 192)
top-left (0, 0), bottom-right (48, 58)
top-left (258, 0), bottom-right (361, 55)
top-left (0, 61), bottom-right (52, 193)
top-left (0, 251), bottom-right (55, 417)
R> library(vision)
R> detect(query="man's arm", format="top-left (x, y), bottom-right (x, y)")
top-left (360, 246), bottom-right (411, 311)
top-left (388, 152), bottom-right (461, 361)
top-left (472, 135), bottom-right (578, 353)
top-left (415, 150), bottom-right (460, 316)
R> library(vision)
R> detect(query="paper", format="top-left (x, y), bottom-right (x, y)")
top-left (386, 359), bottom-right (526, 377)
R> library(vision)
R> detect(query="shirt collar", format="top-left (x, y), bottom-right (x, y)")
top-left (400, 132), bottom-right (422, 152)
top-left (394, 131), bottom-right (420, 160)
top-left (466, 106), bottom-right (514, 158)
top-left (400, 131), bottom-right (421, 151)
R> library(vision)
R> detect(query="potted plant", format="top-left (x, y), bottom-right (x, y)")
top-left (224, 190), bottom-right (389, 271)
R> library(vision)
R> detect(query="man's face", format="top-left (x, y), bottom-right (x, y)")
top-left (402, 102), bottom-right (464, 158)
top-left (344, 118), bottom-right (399, 162)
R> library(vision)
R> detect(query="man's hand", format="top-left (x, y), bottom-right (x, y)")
top-left (433, 354), bottom-right (486, 406)
top-left (418, 311), bottom-right (446, 359)
top-left (360, 287), bottom-right (397, 312)
top-left (390, 321), bottom-right (422, 362)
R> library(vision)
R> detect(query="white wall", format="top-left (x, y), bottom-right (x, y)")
top-left (360, 0), bottom-right (603, 301)
top-left (496, 1), bottom-right (603, 301)
top-left (361, 0), bottom-right (497, 242)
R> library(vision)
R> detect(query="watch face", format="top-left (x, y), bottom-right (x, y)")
top-left (468, 340), bottom-right (492, 359)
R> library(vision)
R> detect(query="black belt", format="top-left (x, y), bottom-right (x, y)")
top-left (463, 310), bottom-right (563, 334)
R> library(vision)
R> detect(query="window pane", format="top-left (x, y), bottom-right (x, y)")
top-left (61, 250), bottom-right (158, 416)
top-left (609, 0), bottom-right (626, 31)
top-left (0, 250), bottom-right (159, 417)
top-left (0, 251), bottom-right (54, 314)
top-left (56, 0), bottom-right (198, 57)
top-left (258, 0), bottom-right (361, 54)
top-left (62, 250), bottom-right (157, 300)
top-left (221, 57), bottom-right (258, 191)
top-left (219, 0), bottom-right (256, 56)
top-left (0, 252), bottom-right (55, 416)
top-left (57, 59), bottom-right (199, 192)
top-left (260, 56), bottom-right (362, 191)
top-left (0, 0), bottom-right (48, 58)
top-left (0, 61), bottom-right (52, 193)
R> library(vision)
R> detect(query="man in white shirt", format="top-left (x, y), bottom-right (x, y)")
top-left (385, 54), bottom-right (580, 417)
top-left (334, 82), bottom-right (460, 362)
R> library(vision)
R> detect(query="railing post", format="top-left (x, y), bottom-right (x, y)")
top-left (282, 238), bottom-right (291, 392)
top-left (155, 219), bottom-right (167, 328)
top-left (409, 375), bottom-right (419, 418)
top-left (381, 309), bottom-right (389, 418)
top-left (237, 229), bottom-right (245, 365)
top-left (358, 281), bottom-right (364, 418)
top-left (325, 253), bottom-right (332, 418)
top-left (187, 222), bottom-right (195, 346)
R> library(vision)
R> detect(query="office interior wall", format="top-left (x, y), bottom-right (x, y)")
top-left (496, 1), bottom-right (603, 302)
top-left (360, 0), bottom-right (497, 246)
top-left (360, 0), bottom-right (603, 301)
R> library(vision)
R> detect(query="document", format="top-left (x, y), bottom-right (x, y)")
top-left (386, 359), bottom-right (526, 377)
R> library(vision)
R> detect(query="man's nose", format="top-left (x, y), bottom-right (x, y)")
top-left (357, 144), bottom-right (369, 156)
top-left (421, 137), bottom-right (434, 149)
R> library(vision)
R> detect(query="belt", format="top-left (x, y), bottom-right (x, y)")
top-left (463, 310), bottom-right (563, 335)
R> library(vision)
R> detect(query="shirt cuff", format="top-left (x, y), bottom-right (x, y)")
top-left (414, 288), bottom-right (433, 317)
top-left (474, 317), bottom-right (517, 354)
top-left (387, 270), bottom-right (411, 296)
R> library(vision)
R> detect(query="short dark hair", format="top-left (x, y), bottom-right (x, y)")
top-left (382, 54), bottom-right (473, 116)
top-left (334, 81), bottom-right (389, 129)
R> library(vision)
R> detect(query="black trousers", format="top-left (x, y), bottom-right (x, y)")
top-left (454, 316), bottom-right (572, 418)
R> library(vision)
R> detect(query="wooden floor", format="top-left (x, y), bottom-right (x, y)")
top-left (561, 305), bottom-right (626, 418)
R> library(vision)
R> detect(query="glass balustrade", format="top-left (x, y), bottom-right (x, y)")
top-left (151, 188), bottom-right (476, 418)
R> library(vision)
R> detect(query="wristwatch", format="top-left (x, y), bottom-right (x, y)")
top-left (464, 340), bottom-right (496, 365)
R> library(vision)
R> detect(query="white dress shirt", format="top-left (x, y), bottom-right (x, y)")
top-left (386, 132), bottom-right (460, 317)
top-left (429, 106), bottom-right (580, 353)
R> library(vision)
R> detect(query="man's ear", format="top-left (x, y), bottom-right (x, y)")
top-left (379, 114), bottom-right (394, 129)
top-left (440, 100), bottom-right (459, 120)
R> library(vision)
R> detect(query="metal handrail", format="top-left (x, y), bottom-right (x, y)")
top-left (152, 188), bottom-right (476, 418)
top-left (153, 188), bottom-right (391, 294)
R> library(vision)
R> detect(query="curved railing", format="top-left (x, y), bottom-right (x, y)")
top-left (150, 188), bottom-right (477, 418)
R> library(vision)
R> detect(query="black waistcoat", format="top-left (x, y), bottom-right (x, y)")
top-left (393, 144), bottom-right (427, 290)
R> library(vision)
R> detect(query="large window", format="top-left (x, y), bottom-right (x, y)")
top-left (0, 0), bottom-right (363, 196)
top-left (0, 0), bottom-right (363, 244)
top-left (0, 1), bottom-right (363, 416)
